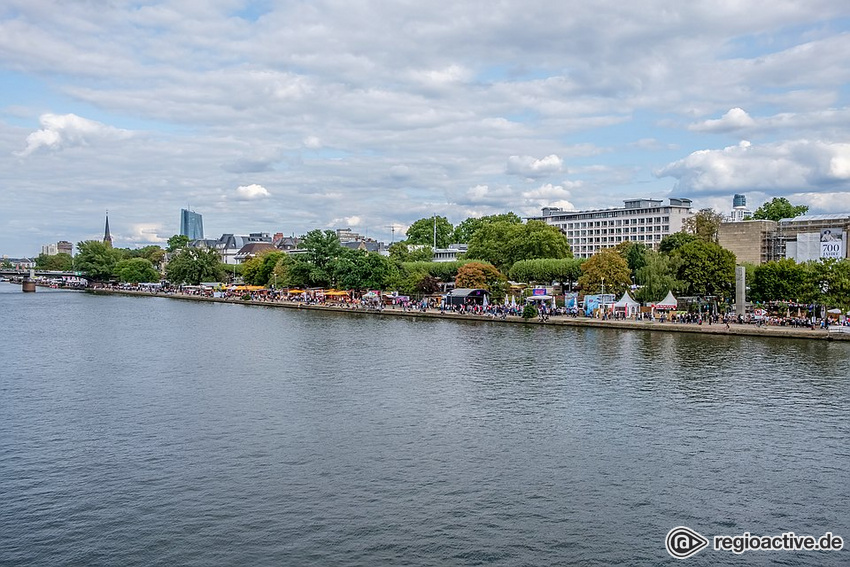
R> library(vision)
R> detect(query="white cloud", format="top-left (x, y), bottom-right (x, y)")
top-left (303, 135), bottom-right (322, 149)
top-left (15, 113), bottom-right (133, 157)
top-left (520, 182), bottom-right (577, 213)
top-left (467, 184), bottom-right (491, 200)
top-left (4, 2), bottom-right (850, 254)
top-left (506, 154), bottom-right (563, 178)
top-left (234, 184), bottom-right (271, 200)
top-left (521, 181), bottom-right (580, 201)
top-left (656, 140), bottom-right (850, 193)
top-left (126, 223), bottom-right (167, 244)
top-left (688, 108), bottom-right (756, 132)
top-left (327, 215), bottom-right (362, 228)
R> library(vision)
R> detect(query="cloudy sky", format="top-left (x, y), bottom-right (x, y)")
top-left (3, 1), bottom-right (850, 256)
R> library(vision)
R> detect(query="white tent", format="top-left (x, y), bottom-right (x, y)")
top-left (613, 291), bottom-right (640, 317)
top-left (653, 291), bottom-right (678, 309)
top-left (525, 294), bottom-right (557, 310)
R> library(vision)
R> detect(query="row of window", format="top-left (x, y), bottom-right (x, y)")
top-left (572, 234), bottom-right (663, 246)
top-left (550, 207), bottom-right (678, 221)
top-left (558, 216), bottom-right (670, 229)
top-left (567, 225), bottom-right (670, 237)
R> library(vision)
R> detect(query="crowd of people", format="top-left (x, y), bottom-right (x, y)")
top-left (91, 282), bottom-right (848, 330)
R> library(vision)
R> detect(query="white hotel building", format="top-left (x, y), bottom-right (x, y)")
top-left (531, 198), bottom-right (694, 258)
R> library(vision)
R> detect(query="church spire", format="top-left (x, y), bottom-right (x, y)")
top-left (103, 210), bottom-right (113, 248)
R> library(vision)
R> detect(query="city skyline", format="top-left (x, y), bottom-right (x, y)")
top-left (3, 2), bottom-right (850, 256)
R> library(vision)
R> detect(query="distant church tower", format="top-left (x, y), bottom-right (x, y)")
top-left (103, 211), bottom-right (113, 248)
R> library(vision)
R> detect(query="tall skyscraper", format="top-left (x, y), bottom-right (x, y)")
top-left (729, 194), bottom-right (751, 222)
top-left (180, 208), bottom-right (204, 240)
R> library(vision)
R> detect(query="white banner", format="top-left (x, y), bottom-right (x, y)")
top-left (820, 229), bottom-right (844, 259)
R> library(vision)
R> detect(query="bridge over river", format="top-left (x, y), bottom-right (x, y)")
top-left (0, 269), bottom-right (88, 291)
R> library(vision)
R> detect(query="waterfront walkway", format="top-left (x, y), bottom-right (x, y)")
top-left (87, 288), bottom-right (850, 342)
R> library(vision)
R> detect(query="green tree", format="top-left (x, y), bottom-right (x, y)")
top-left (166, 234), bottom-right (190, 253)
top-left (242, 250), bottom-right (286, 286)
top-left (36, 252), bottom-right (74, 271)
top-left (331, 249), bottom-right (400, 291)
top-left (1, 259), bottom-right (12, 268)
top-left (752, 197), bottom-right (809, 222)
top-left (298, 229), bottom-right (344, 287)
top-left (634, 250), bottom-right (683, 303)
top-left (802, 259), bottom-right (850, 309)
top-left (674, 240), bottom-right (736, 299)
top-left (388, 242), bottom-right (433, 262)
top-left (165, 247), bottom-right (224, 285)
top-left (464, 221), bottom-right (515, 270)
top-left (452, 212), bottom-right (522, 243)
top-left (75, 240), bottom-right (124, 280)
top-left (405, 216), bottom-right (454, 248)
top-left (682, 208), bottom-right (724, 243)
top-left (399, 270), bottom-right (440, 296)
top-left (659, 231), bottom-right (699, 254)
top-left (466, 220), bottom-right (571, 272)
top-left (577, 249), bottom-right (632, 295)
top-left (615, 241), bottom-right (648, 274)
top-left (455, 261), bottom-right (507, 301)
top-left (750, 259), bottom-right (808, 303)
top-left (505, 220), bottom-right (572, 266)
top-left (114, 258), bottom-right (160, 283)
top-left (129, 245), bottom-right (166, 267)
top-left (400, 260), bottom-right (479, 282)
top-left (508, 258), bottom-right (584, 290)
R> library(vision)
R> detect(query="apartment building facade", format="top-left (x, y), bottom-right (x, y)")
top-left (531, 198), bottom-right (693, 258)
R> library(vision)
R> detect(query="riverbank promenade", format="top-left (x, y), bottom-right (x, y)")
top-left (88, 288), bottom-right (850, 342)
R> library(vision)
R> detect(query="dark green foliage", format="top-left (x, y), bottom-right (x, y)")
top-left (114, 258), bottom-right (160, 283)
top-left (577, 249), bottom-right (632, 295)
top-left (682, 208), bottom-right (724, 243)
top-left (405, 216), bottom-right (454, 248)
top-left (297, 229), bottom-right (344, 287)
top-left (74, 240), bottom-right (124, 280)
top-left (165, 247), bottom-right (224, 285)
top-left (750, 258), bottom-right (808, 303)
top-left (618, 241), bottom-right (648, 273)
top-left (452, 213), bottom-right (522, 243)
top-left (508, 258), bottom-right (584, 289)
top-left (658, 232), bottom-right (699, 254)
top-left (166, 234), bottom-right (190, 252)
top-left (400, 260), bottom-right (480, 281)
top-left (634, 250), bottom-right (683, 303)
top-left (36, 252), bottom-right (74, 271)
top-left (674, 240), bottom-right (736, 299)
top-left (242, 251), bottom-right (286, 286)
top-left (466, 220), bottom-right (571, 271)
top-left (388, 242), bottom-right (433, 262)
top-left (522, 304), bottom-right (538, 319)
top-left (331, 249), bottom-right (400, 290)
top-left (752, 197), bottom-right (809, 222)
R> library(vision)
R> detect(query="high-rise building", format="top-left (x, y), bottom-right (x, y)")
top-left (57, 241), bottom-right (73, 256)
top-left (180, 209), bottom-right (204, 240)
top-left (729, 194), bottom-right (751, 222)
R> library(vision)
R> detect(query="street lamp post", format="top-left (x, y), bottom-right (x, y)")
top-left (601, 277), bottom-right (605, 320)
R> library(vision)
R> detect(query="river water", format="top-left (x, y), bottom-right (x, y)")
top-left (1, 284), bottom-right (849, 566)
